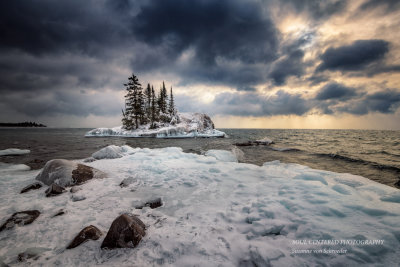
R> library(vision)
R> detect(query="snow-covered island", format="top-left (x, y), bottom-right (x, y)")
top-left (86, 74), bottom-right (226, 138)
top-left (85, 112), bottom-right (226, 138)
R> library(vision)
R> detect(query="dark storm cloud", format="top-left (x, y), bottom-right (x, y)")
top-left (351, 90), bottom-right (400, 114)
top-left (0, 0), bottom-right (399, 122)
top-left (269, 49), bottom-right (305, 85)
top-left (0, 0), bottom-right (135, 56)
top-left (280, 0), bottom-right (347, 19)
top-left (317, 40), bottom-right (389, 72)
top-left (129, 0), bottom-right (280, 88)
top-left (207, 90), bottom-right (312, 117)
top-left (132, 0), bottom-right (279, 66)
top-left (359, 0), bottom-right (400, 13)
top-left (315, 85), bottom-right (400, 115)
top-left (315, 82), bottom-right (358, 100)
top-left (2, 89), bottom-right (122, 117)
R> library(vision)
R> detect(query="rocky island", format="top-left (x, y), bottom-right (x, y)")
top-left (85, 73), bottom-right (225, 138)
top-left (85, 112), bottom-right (225, 138)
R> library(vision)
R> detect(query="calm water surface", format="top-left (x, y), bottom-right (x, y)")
top-left (0, 128), bottom-right (399, 188)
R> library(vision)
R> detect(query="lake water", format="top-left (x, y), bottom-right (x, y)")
top-left (0, 128), bottom-right (399, 188)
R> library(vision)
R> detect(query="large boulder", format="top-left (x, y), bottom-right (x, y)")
top-left (67, 225), bottom-right (102, 249)
top-left (35, 159), bottom-right (106, 187)
top-left (101, 214), bottom-right (146, 249)
top-left (0, 210), bottom-right (40, 232)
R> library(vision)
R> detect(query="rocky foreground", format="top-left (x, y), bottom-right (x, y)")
top-left (0, 145), bottom-right (399, 266)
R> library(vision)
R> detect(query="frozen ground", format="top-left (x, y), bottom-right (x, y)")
top-left (85, 113), bottom-right (226, 138)
top-left (0, 146), bottom-right (399, 266)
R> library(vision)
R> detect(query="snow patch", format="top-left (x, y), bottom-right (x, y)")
top-left (0, 148), bottom-right (30, 156)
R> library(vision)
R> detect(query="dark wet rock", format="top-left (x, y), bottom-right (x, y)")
top-left (70, 186), bottom-right (82, 193)
top-left (25, 159), bottom-right (45, 170)
top-left (52, 209), bottom-right (66, 217)
top-left (18, 251), bottom-right (38, 262)
top-left (45, 183), bottom-right (66, 197)
top-left (395, 179), bottom-right (400, 188)
top-left (67, 225), bottom-right (102, 249)
top-left (36, 159), bottom-right (106, 187)
top-left (135, 198), bottom-right (163, 209)
top-left (235, 140), bottom-right (274, 147)
top-left (20, 182), bottom-right (42, 193)
top-left (17, 247), bottom-right (52, 262)
top-left (101, 214), bottom-right (146, 249)
top-left (0, 210), bottom-right (40, 232)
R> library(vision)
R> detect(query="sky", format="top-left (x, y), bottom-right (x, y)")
top-left (1, 0), bottom-right (400, 129)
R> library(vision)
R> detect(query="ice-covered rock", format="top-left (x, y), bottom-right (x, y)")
top-left (235, 137), bottom-right (274, 146)
top-left (101, 214), bottom-right (146, 249)
top-left (35, 159), bottom-right (106, 187)
top-left (85, 112), bottom-right (226, 138)
top-left (205, 149), bottom-right (237, 162)
top-left (17, 247), bottom-right (51, 262)
top-left (0, 148), bottom-right (30, 156)
top-left (67, 225), bottom-right (102, 249)
top-left (255, 137), bottom-right (274, 144)
top-left (92, 145), bottom-right (123, 159)
top-left (20, 182), bottom-right (42, 194)
top-left (0, 210), bottom-right (40, 232)
top-left (135, 198), bottom-right (163, 209)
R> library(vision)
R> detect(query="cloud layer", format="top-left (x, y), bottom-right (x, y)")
top-left (0, 0), bottom-right (399, 127)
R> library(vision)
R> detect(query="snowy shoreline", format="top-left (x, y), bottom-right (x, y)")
top-left (0, 145), bottom-right (399, 266)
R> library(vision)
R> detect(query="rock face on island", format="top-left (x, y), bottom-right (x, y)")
top-left (85, 112), bottom-right (225, 138)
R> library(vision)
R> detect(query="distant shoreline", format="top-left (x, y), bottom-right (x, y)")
top-left (0, 122), bottom-right (46, 127)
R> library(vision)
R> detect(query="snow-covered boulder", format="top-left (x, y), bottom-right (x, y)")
top-left (35, 159), bottom-right (106, 187)
top-left (85, 112), bottom-right (226, 138)
top-left (92, 145), bottom-right (124, 159)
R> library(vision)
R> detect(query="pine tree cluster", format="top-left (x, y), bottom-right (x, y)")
top-left (122, 73), bottom-right (178, 130)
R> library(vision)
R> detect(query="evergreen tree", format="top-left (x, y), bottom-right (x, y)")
top-left (144, 83), bottom-right (152, 121)
top-left (150, 86), bottom-right (157, 128)
top-left (157, 86), bottom-right (164, 114)
top-left (161, 81), bottom-right (168, 114)
top-left (123, 73), bottom-right (144, 129)
top-left (168, 86), bottom-right (176, 117)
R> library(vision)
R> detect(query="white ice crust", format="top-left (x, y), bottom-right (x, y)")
top-left (85, 113), bottom-right (226, 138)
top-left (0, 145), bottom-right (399, 266)
top-left (0, 148), bottom-right (30, 156)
